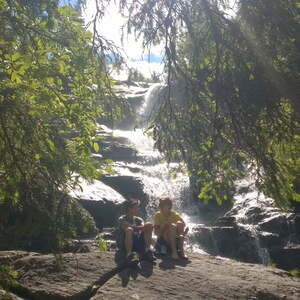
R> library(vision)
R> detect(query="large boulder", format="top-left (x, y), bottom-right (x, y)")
top-left (100, 175), bottom-right (148, 217)
top-left (191, 225), bottom-right (262, 263)
top-left (269, 247), bottom-right (300, 270)
top-left (70, 179), bottom-right (126, 229)
top-left (258, 215), bottom-right (290, 234)
top-left (99, 140), bottom-right (138, 163)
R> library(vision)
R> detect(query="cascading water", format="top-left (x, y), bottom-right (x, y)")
top-left (231, 177), bottom-right (273, 265)
top-left (139, 83), bottom-right (165, 125)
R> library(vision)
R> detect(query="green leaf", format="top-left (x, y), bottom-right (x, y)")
top-left (98, 238), bottom-right (107, 252)
top-left (93, 142), bottom-right (100, 152)
top-left (47, 139), bottom-right (55, 152)
top-left (11, 52), bottom-right (21, 62)
top-left (11, 71), bottom-right (22, 83)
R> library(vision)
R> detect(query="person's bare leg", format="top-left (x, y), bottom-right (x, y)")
top-left (163, 223), bottom-right (179, 259)
top-left (176, 221), bottom-right (186, 256)
top-left (176, 221), bottom-right (185, 235)
top-left (124, 227), bottom-right (133, 256)
top-left (143, 222), bottom-right (153, 250)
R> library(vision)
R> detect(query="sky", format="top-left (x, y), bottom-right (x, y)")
top-left (59, 0), bottom-right (237, 79)
top-left (82, 0), bottom-right (164, 79)
top-left (81, 0), bottom-right (237, 79)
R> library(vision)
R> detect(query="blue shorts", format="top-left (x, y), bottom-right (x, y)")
top-left (155, 237), bottom-right (172, 254)
top-left (132, 231), bottom-right (145, 253)
top-left (116, 230), bottom-right (145, 253)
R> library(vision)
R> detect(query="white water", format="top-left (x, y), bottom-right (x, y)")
top-left (111, 129), bottom-right (194, 226)
top-left (231, 177), bottom-right (275, 265)
top-left (139, 83), bottom-right (165, 126)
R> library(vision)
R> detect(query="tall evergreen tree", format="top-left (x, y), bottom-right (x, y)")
top-left (120, 0), bottom-right (300, 209)
top-left (0, 0), bottom-right (121, 250)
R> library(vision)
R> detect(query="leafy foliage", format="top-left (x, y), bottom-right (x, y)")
top-left (98, 237), bottom-right (108, 251)
top-left (121, 0), bottom-right (300, 209)
top-left (0, 265), bottom-right (18, 292)
top-left (290, 268), bottom-right (300, 277)
top-left (0, 0), bottom-right (120, 250)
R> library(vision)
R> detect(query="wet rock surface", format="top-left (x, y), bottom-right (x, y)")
top-left (191, 179), bottom-right (300, 270)
top-left (1, 250), bottom-right (300, 300)
top-left (191, 225), bottom-right (262, 263)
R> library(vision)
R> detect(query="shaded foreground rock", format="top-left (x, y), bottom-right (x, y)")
top-left (0, 289), bottom-right (23, 300)
top-left (11, 252), bottom-right (120, 300)
top-left (92, 253), bottom-right (300, 300)
top-left (4, 251), bottom-right (299, 300)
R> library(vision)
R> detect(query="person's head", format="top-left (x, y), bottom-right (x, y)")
top-left (124, 198), bottom-right (140, 216)
top-left (159, 197), bottom-right (172, 215)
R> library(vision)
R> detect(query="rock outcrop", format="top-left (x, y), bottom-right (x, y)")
top-left (100, 175), bottom-right (149, 217)
top-left (190, 225), bottom-right (263, 264)
top-left (95, 125), bottom-right (138, 163)
top-left (1, 250), bottom-right (299, 300)
top-left (191, 178), bottom-right (300, 270)
top-left (70, 179), bottom-right (126, 229)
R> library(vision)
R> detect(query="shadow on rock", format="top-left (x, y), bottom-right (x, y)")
top-left (114, 250), bottom-right (154, 287)
top-left (158, 255), bottom-right (190, 270)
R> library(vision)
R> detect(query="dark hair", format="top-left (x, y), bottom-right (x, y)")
top-left (124, 198), bottom-right (140, 212)
top-left (159, 197), bottom-right (172, 209)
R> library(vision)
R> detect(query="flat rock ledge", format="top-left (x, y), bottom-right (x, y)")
top-left (1, 251), bottom-right (300, 300)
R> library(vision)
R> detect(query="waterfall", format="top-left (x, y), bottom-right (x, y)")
top-left (101, 83), bottom-right (209, 256)
top-left (139, 83), bottom-right (165, 126)
top-left (73, 81), bottom-right (201, 234)
top-left (111, 84), bottom-right (198, 227)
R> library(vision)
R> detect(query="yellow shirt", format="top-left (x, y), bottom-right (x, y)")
top-left (154, 210), bottom-right (182, 226)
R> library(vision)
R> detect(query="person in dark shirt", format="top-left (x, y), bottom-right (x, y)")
top-left (118, 198), bottom-right (154, 261)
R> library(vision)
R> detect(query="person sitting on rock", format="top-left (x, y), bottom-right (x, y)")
top-left (154, 197), bottom-right (188, 260)
top-left (118, 198), bottom-right (154, 262)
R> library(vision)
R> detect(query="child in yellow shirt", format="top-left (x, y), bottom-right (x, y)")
top-left (154, 197), bottom-right (188, 260)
